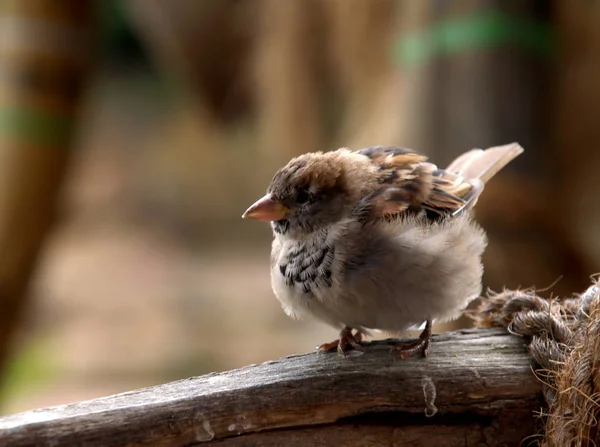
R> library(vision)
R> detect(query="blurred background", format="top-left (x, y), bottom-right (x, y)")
top-left (0, 0), bottom-right (599, 415)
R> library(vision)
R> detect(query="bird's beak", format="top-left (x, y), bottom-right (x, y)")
top-left (242, 193), bottom-right (289, 221)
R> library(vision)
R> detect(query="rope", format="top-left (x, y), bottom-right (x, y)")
top-left (471, 279), bottom-right (600, 446)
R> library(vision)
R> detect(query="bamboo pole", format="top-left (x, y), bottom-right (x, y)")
top-left (0, 0), bottom-right (91, 377)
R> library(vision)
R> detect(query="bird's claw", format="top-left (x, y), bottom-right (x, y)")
top-left (391, 337), bottom-right (431, 359)
top-left (391, 320), bottom-right (432, 360)
top-left (317, 328), bottom-right (363, 357)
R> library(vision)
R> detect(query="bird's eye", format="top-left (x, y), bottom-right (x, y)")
top-left (296, 188), bottom-right (310, 204)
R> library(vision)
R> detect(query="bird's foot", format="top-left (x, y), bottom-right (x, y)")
top-left (318, 327), bottom-right (363, 357)
top-left (392, 320), bottom-right (432, 360)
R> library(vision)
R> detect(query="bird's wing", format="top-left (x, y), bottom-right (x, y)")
top-left (357, 143), bottom-right (523, 220)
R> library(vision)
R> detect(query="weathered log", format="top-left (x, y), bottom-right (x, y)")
top-left (0, 328), bottom-right (543, 447)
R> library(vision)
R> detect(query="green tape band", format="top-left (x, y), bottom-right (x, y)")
top-left (395, 10), bottom-right (557, 67)
top-left (0, 107), bottom-right (74, 146)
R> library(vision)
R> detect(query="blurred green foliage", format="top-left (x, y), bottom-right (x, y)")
top-left (95, 0), bottom-right (147, 65)
top-left (0, 338), bottom-right (59, 411)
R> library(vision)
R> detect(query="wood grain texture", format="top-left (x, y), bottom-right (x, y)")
top-left (0, 328), bottom-right (543, 447)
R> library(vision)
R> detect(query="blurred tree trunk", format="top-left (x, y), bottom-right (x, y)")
top-left (253, 0), bottom-right (326, 162)
top-left (554, 4), bottom-right (600, 272)
top-left (0, 0), bottom-right (90, 379)
top-left (324, 0), bottom-right (403, 148)
top-left (128, 0), bottom-right (325, 163)
top-left (126, 0), bottom-right (255, 126)
top-left (393, 0), bottom-right (593, 297)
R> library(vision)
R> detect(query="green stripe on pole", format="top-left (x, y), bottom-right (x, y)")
top-left (0, 107), bottom-right (73, 146)
top-left (395, 10), bottom-right (557, 67)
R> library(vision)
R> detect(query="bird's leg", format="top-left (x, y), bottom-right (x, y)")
top-left (317, 327), bottom-right (363, 356)
top-left (392, 320), bottom-right (432, 359)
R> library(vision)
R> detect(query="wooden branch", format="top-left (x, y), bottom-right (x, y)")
top-left (0, 328), bottom-right (543, 447)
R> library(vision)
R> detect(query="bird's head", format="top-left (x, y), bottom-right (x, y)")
top-left (242, 149), bottom-right (377, 237)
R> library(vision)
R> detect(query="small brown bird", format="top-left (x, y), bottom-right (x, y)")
top-left (242, 143), bottom-right (523, 358)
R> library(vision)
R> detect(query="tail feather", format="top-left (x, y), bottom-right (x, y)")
top-left (441, 143), bottom-right (523, 214)
top-left (446, 142), bottom-right (524, 184)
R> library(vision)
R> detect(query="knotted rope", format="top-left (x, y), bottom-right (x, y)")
top-left (471, 279), bottom-right (600, 446)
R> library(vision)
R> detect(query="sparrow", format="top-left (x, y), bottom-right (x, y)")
top-left (242, 143), bottom-right (523, 358)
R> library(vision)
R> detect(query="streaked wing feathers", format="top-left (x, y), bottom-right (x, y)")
top-left (358, 146), bottom-right (466, 219)
top-left (358, 143), bottom-right (523, 220)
